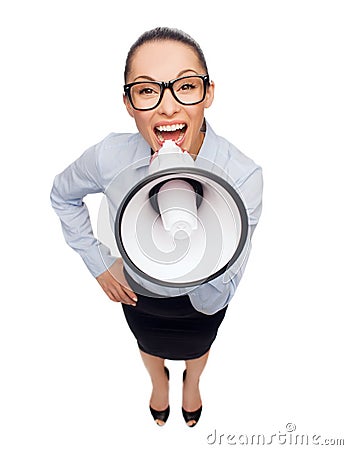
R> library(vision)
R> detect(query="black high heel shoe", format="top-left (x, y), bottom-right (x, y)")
top-left (182, 369), bottom-right (202, 427)
top-left (149, 366), bottom-right (170, 426)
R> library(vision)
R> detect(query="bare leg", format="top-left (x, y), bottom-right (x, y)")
top-left (140, 350), bottom-right (169, 426)
top-left (182, 351), bottom-right (209, 426)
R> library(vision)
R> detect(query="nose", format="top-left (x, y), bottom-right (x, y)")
top-left (157, 87), bottom-right (180, 116)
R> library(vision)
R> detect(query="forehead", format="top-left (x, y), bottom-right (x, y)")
top-left (128, 40), bottom-right (204, 82)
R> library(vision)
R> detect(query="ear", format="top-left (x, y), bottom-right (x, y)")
top-left (204, 80), bottom-right (215, 109)
top-left (123, 94), bottom-right (135, 118)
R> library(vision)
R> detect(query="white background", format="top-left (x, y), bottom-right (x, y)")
top-left (1, 1), bottom-right (347, 448)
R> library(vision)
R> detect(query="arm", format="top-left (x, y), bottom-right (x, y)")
top-left (216, 166), bottom-right (263, 301)
top-left (50, 144), bottom-right (137, 305)
top-left (190, 166), bottom-right (263, 315)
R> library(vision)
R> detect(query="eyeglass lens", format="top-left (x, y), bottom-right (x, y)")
top-left (129, 76), bottom-right (206, 110)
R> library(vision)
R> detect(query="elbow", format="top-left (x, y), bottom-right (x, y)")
top-left (50, 175), bottom-right (63, 210)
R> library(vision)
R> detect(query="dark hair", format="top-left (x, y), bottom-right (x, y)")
top-left (124, 27), bottom-right (208, 83)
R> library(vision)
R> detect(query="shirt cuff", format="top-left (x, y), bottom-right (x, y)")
top-left (80, 242), bottom-right (117, 278)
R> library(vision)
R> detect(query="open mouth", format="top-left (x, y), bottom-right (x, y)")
top-left (154, 123), bottom-right (187, 146)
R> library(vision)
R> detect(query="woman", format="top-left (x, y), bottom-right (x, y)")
top-left (51, 27), bottom-right (263, 427)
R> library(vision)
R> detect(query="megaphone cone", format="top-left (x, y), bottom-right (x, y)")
top-left (114, 140), bottom-right (248, 291)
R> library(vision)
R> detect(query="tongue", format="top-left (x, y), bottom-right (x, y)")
top-left (161, 129), bottom-right (182, 141)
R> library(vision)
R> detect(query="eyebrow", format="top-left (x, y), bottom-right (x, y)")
top-left (133, 69), bottom-right (199, 82)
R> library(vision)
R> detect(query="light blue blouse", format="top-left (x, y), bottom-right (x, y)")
top-left (51, 121), bottom-right (263, 314)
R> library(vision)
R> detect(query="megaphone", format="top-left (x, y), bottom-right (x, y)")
top-left (114, 140), bottom-right (248, 292)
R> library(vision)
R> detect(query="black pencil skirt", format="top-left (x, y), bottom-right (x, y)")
top-left (122, 293), bottom-right (228, 361)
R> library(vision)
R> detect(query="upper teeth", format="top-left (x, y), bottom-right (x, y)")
top-left (156, 124), bottom-right (185, 132)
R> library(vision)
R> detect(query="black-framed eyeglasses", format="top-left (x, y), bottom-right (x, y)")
top-left (124, 74), bottom-right (210, 111)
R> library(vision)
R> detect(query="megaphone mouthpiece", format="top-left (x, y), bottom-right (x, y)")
top-left (149, 140), bottom-right (194, 174)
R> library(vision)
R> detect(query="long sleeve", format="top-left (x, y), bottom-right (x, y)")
top-left (222, 165), bottom-right (263, 293)
top-left (50, 144), bottom-right (116, 277)
top-left (189, 161), bottom-right (263, 315)
top-left (189, 126), bottom-right (263, 314)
